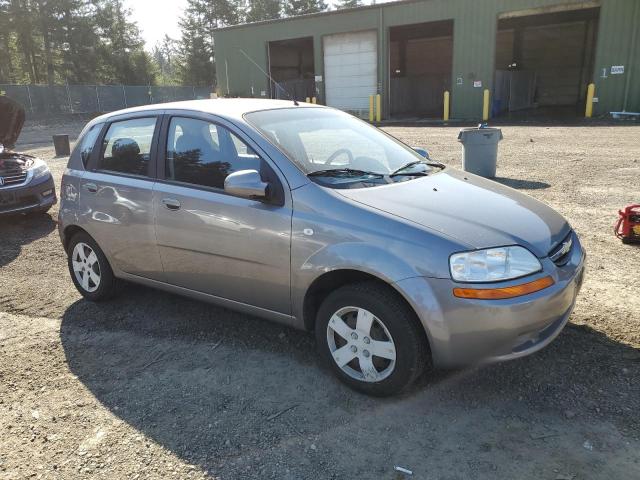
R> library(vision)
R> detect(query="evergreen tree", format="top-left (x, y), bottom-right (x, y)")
top-left (153, 35), bottom-right (180, 85)
top-left (93, 0), bottom-right (156, 84)
top-left (335, 0), bottom-right (362, 9)
top-left (56, 0), bottom-right (102, 83)
top-left (0, 0), bottom-right (156, 86)
top-left (7, 0), bottom-right (42, 83)
top-left (246, 0), bottom-right (281, 22)
top-left (283, 0), bottom-right (327, 17)
top-left (178, 0), bottom-right (243, 87)
top-left (0, 0), bottom-right (15, 83)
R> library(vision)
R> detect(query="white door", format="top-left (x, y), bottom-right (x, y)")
top-left (323, 31), bottom-right (377, 116)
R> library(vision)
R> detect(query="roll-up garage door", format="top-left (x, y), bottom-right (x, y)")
top-left (323, 30), bottom-right (377, 115)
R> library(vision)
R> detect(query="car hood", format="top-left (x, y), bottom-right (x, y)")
top-left (0, 96), bottom-right (25, 151)
top-left (336, 168), bottom-right (570, 257)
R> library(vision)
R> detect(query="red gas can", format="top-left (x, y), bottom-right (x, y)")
top-left (615, 204), bottom-right (640, 244)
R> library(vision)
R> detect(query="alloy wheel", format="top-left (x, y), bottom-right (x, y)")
top-left (72, 242), bottom-right (101, 293)
top-left (326, 306), bottom-right (397, 383)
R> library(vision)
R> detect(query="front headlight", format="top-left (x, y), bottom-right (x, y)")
top-left (30, 159), bottom-right (50, 181)
top-left (450, 246), bottom-right (542, 283)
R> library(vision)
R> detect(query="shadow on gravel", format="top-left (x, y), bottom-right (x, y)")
top-left (0, 213), bottom-right (56, 267)
top-left (494, 177), bottom-right (551, 190)
top-left (58, 287), bottom-right (640, 478)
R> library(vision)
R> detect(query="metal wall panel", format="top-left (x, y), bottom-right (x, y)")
top-left (214, 0), bottom-right (640, 119)
top-left (592, 0), bottom-right (640, 114)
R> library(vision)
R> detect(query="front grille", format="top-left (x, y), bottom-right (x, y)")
top-left (549, 232), bottom-right (574, 266)
top-left (0, 170), bottom-right (28, 188)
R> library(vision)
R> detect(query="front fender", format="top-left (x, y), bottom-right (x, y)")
top-left (291, 241), bottom-right (422, 322)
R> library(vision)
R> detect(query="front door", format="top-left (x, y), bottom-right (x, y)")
top-left (153, 115), bottom-right (292, 314)
top-left (82, 115), bottom-right (164, 280)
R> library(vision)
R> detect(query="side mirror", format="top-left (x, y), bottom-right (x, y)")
top-left (224, 169), bottom-right (269, 200)
top-left (413, 147), bottom-right (430, 159)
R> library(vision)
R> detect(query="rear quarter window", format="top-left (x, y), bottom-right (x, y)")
top-left (97, 117), bottom-right (157, 176)
top-left (78, 124), bottom-right (102, 168)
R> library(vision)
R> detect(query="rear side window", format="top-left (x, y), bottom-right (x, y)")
top-left (165, 117), bottom-right (261, 189)
top-left (79, 124), bottom-right (101, 167)
top-left (98, 117), bottom-right (157, 176)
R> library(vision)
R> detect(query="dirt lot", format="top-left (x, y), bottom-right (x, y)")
top-left (1, 119), bottom-right (639, 480)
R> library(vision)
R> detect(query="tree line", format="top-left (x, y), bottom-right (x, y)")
top-left (0, 0), bottom-right (365, 87)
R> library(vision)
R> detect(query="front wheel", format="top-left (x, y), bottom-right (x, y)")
top-left (315, 282), bottom-right (430, 396)
top-left (67, 232), bottom-right (119, 301)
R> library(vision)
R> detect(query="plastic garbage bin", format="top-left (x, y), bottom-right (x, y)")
top-left (457, 125), bottom-right (503, 178)
top-left (53, 134), bottom-right (70, 156)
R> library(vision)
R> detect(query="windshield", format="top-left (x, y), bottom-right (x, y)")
top-left (245, 108), bottom-right (434, 176)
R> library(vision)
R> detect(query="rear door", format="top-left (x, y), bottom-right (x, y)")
top-left (153, 113), bottom-right (292, 314)
top-left (82, 115), bottom-right (164, 281)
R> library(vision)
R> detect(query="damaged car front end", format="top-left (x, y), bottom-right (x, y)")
top-left (0, 96), bottom-right (56, 216)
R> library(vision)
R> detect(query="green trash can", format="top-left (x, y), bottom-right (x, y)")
top-left (457, 125), bottom-right (503, 178)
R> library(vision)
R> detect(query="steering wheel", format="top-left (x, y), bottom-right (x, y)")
top-left (325, 148), bottom-right (354, 165)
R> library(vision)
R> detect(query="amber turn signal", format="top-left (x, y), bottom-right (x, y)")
top-left (453, 276), bottom-right (555, 300)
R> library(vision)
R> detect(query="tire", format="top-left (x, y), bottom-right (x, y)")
top-left (67, 231), bottom-right (119, 301)
top-left (315, 281), bottom-right (430, 397)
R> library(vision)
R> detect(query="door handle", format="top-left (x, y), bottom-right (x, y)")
top-left (84, 183), bottom-right (98, 193)
top-left (162, 198), bottom-right (181, 211)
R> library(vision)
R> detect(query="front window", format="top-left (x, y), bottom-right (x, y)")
top-left (245, 108), bottom-right (440, 187)
top-left (165, 117), bottom-right (263, 190)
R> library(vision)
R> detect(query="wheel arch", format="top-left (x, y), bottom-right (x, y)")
top-left (302, 269), bottom-right (428, 349)
top-left (62, 224), bottom-right (89, 252)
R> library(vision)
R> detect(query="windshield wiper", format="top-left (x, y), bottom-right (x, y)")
top-left (308, 168), bottom-right (384, 178)
top-left (390, 160), bottom-right (444, 176)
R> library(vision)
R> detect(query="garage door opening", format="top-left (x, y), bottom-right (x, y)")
top-left (268, 37), bottom-right (315, 101)
top-left (493, 6), bottom-right (600, 119)
top-left (389, 20), bottom-right (453, 119)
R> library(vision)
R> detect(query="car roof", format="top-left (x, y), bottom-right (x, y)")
top-left (90, 98), bottom-right (324, 124)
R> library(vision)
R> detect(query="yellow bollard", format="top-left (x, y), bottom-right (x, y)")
top-left (482, 89), bottom-right (490, 121)
top-left (443, 91), bottom-right (450, 122)
top-left (369, 95), bottom-right (375, 122)
top-left (312, 97), bottom-right (317, 104)
top-left (376, 94), bottom-right (381, 123)
top-left (585, 83), bottom-right (595, 118)
top-left (305, 97), bottom-right (310, 103)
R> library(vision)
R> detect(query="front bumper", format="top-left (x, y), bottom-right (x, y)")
top-left (0, 173), bottom-right (57, 215)
top-left (395, 232), bottom-right (586, 368)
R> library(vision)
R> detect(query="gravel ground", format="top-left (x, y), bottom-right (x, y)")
top-left (1, 120), bottom-right (639, 480)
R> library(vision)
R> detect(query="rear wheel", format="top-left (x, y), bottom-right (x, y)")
top-left (67, 232), bottom-right (119, 301)
top-left (315, 282), bottom-right (429, 396)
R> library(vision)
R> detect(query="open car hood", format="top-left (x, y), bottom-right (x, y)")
top-left (0, 96), bottom-right (25, 151)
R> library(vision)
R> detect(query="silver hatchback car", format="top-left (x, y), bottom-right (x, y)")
top-left (59, 99), bottom-right (585, 396)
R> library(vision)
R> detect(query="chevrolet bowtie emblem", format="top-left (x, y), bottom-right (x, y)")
top-left (550, 237), bottom-right (572, 262)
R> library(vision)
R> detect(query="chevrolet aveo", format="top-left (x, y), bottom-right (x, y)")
top-left (59, 99), bottom-right (585, 396)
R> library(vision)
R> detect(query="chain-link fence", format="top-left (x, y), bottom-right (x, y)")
top-left (0, 84), bottom-right (213, 116)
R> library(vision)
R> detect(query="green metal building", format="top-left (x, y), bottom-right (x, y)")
top-left (213, 0), bottom-right (640, 120)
